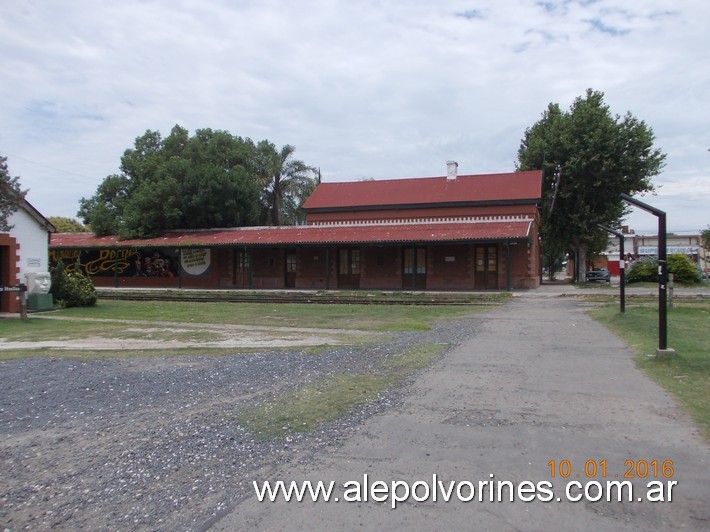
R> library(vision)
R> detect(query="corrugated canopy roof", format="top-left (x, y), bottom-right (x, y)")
top-left (51, 219), bottom-right (534, 249)
top-left (302, 170), bottom-right (542, 211)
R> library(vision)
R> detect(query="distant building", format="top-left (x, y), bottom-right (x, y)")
top-left (594, 228), bottom-right (706, 276)
top-left (1, 197), bottom-right (56, 313)
top-left (50, 165), bottom-right (543, 291)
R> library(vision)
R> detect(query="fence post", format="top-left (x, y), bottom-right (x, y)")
top-left (19, 283), bottom-right (28, 320)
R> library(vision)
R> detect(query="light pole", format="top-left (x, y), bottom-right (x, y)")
top-left (620, 193), bottom-right (675, 356)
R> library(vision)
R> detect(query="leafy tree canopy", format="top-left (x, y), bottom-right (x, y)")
top-left (78, 125), bottom-right (317, 238)
top-left (1, 156), bottom-right (27, 232)
top-left (517, 89), bottom-right (666, 277)
top-left (701, 226), bottom-right (710, 251)
top-left (48, 216), bottom-right (87, 232)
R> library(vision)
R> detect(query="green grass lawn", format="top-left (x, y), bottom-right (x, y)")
top-left (620, 281), bottom-right (710, 290)
top-left (23, 299), bottom-right (490, 331)
top-left (237, 373), bottom-right (399, 439)
top-left (1, 317), bottom-right (126, 341)
top-left (589, 303), bottom-right (710, 438)
top-left (0, 300), bottom-right (491, 360)
top-left (237, 343), bottom-right (449, 440)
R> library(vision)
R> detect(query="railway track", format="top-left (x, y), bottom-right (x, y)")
top-left (95, 288), bottom-right (707, 306)
top-left (95, 289), bottom-right (508, 306)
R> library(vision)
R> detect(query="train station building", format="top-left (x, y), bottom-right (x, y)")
top-left (50, 165), bottom-right (543, 291)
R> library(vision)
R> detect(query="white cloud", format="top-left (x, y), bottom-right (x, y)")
top-left (1, 0), bottom-right (708, 233)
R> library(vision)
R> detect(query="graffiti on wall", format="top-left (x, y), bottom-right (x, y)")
top-left (132, 250), bottom-right (177, 277)
top-left (49, 249), bottom-right (82, 272)
top-left (49, 248), bottom-right (211, 277)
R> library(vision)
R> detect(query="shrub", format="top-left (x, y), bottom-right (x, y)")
top-left (626, 256), bottom-right (658, 283)
top-left (50, 259), bottom-right (97, 307)
top-left (49, 259), bottom-right (70, 302)
top-left (626, 254), bottom-right (701, 284)
top-left (667, 253), bottom-right (701, 284)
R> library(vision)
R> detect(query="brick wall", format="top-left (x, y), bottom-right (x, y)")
top-left (0, 234), bottom-right (21, 313)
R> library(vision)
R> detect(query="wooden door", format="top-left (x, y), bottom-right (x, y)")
top-left (285, 251), bottom-right (297, 288)
top-left (337, 248), bottom-right (361, 289)
top-left (475, 245), bottom-right (498, 289)
top-left (233, 249), bottom-right (250, 288)
top-left (402, 247), bottom-right (426, 289)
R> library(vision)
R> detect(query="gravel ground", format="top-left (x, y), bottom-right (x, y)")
top-left (0, 316), bottom-right (479, 531)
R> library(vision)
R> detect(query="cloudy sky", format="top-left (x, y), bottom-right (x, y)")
top-left (1, 0), bottom-right (708, 234)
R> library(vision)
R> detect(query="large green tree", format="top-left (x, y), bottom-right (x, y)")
top-left (1, 156), bottom-right (27, 232)
top-left (255, 141), bottom-right (316, 226)
top-left (77, 174), bottom-right (130, 236)
top-left (517, 89), bottom-right (666, 281)
top-left (78, 126), bottom-right (271, 238)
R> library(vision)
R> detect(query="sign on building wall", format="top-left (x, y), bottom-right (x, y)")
top-left (180, 248), bottom-right (211, 276)
top-left (638, 246), bottom-right (699, 255)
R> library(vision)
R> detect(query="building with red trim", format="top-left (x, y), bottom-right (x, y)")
top-left (1, 196), bottom-right (56, 313)
top-left (50, 165), bottom-right (543, 291)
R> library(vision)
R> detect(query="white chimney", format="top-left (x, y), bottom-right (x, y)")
top-left (446, 160), bottom-right (458, 180)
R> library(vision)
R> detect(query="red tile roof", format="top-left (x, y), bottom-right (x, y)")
top-left (50, 218), bottom-right (534, 249)
top-left (302, 170), bottom-right (542, 211)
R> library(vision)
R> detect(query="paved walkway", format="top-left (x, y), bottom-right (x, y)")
top-left (213, 295), bottom-right (709, 530)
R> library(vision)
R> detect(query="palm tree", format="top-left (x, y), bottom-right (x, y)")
top-left (256, 141), bottom-right (316, 226)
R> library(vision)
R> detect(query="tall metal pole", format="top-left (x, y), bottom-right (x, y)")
top-left (620, 193), bottom-right (674, 355)
top-left (114, 251), bottom-right (119, 288)
top-left (598, 224), bottom-right (625, 313)
top-left (178, 248), bottom-right (183, 289)
top-left (658, 210), bottom-right (667, 350)
top-left (247, 247), bottom-right (253, 289)
top-left (505, 241), bottom-right (511, 292)
top-left (619, 231), bottom-right (625, 314)
top-left (411, 246), bottom-right (416, 291)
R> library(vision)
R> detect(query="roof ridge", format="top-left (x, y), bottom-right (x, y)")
top-left (311, 215), bottom-right (533, 227)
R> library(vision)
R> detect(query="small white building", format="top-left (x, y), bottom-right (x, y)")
top-left (0, 197), bottom-right (55, 313)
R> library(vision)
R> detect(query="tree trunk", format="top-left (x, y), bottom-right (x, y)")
top-left (575, 245), bottom-right (587, 283)
top-left (271, 189), bottom-right (283, 226)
